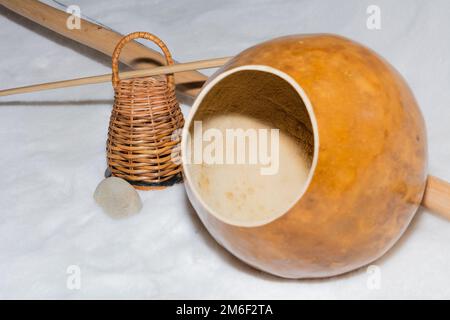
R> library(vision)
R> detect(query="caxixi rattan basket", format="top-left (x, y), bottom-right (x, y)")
top-left (106, 32), bottom-right (184, 190)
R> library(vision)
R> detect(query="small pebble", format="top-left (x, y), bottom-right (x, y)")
top-left (94, 177), bottom-right (142, 218)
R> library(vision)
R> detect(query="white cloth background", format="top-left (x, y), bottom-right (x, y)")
top-left (0, 0), bottom-right (449, 299)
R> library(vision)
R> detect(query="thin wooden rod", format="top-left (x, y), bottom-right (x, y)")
top-left (0, 57), bottom-right (230, 97)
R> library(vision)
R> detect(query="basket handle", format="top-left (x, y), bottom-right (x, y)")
top-left (111, 31), bottom-right (175, 89)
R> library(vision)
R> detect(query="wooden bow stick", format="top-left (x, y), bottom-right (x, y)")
top-left (423, 176), bottom-right (450, 220)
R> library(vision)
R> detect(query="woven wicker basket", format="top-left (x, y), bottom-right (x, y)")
top-left (106, 32), bottom-right (184, 190)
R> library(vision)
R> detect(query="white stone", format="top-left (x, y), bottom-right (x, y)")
top-left (94, 177), bottom-right (142, 218)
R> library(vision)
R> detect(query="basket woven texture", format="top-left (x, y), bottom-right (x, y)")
top-left (107, 32), bottom-right (184, 190)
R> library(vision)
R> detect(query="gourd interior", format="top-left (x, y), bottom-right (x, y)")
top-left (184, 67), bottom-right (317, 227)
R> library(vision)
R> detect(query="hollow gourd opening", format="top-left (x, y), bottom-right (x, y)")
top-left (183, 66), bottom-right (318, 227)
